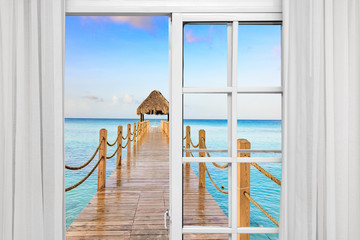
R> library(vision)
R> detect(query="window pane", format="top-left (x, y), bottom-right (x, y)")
top-left (238, 25), bottom-right (281, 87)
top-left (183, 162), bottom-right (229, 227)
top-left (184, 94), bottom-right (228, 157)
top-left (237, 94), bottom-right (282, 153)
top-left (237, 162), bottom-right (281, 228)
top-left (184, 24), bottom-right (228, 87)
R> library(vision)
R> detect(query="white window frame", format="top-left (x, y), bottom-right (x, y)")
top-left (172, 13), bottom-right (283, 239)
top-left (65, 1), bottom-right (284, 239)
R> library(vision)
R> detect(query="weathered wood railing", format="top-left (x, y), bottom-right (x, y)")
top-left (160, 120), bottom-right (169, 136)
top-left (184, 126), bottom-right (281, 239)
top-left (65, 120), bottom-right (150, 192)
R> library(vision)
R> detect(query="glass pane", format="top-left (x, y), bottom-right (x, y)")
top-left (184, 24), bottom-right (228, 87)
top-left (184, 94), bottom-right (228, 157)
top-left (238, 25), bottom-right (281, 87)
top-left (237, 163), bottom-right (281, 227)
top-left (183, 163), bottom-right (229, 227)
top-left (184, 233), bottom-right (229, 239)
top-left (237, 94), bottom-right (282, 153)
top-left (238, 234), bottom-right (279, 240)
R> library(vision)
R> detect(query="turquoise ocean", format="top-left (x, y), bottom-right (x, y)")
top-left (65, 118), bottom-right (281, 239)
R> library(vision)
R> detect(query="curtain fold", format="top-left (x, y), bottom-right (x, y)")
top-left (0, 1), bottom-right (65, 239)
top-left (281, 0), bottom-right (360, 239)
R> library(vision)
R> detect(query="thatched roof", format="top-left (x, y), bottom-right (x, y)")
top-left (136, 90), bottom-right (169, 115)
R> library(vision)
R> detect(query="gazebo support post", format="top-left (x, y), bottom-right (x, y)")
top-left (140, 114), bottom-right (144, 122)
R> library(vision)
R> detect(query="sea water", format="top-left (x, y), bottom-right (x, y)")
top-left (65, 118), bottom-right (281, 239)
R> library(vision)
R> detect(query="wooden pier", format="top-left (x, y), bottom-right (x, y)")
top-left (66, 126), bottom-right (228, 240)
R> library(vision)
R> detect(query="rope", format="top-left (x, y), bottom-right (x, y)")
top-left (129, 134), bottom-right (135, 142)
top-left (65, 138), bottom-right (104, 170)
top-left (204, 164), bottom-right (228, 194)
top-left (203, 141), bottom-right (228, 170)
top-left (122, 139), bottom-right (130, 149)
top-left (190, 139), bottom-right (199, 148)
top-left (107, 133), bottom-right (121, 147)
top-left (244, 191), bottom-right (279, 227)
top-left (212, 162), bottom-right (229, 169)
top-left (106, 143), bottom-right (122, 159)
top-left (65, 156), bottom-right (104, 192)
top-left (251, 163), bottom-right (281, 186)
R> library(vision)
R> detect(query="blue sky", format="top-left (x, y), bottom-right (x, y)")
top-left (65, 16), bottom-right (281, 119)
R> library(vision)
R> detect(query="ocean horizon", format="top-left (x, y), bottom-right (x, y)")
top-left (65, 118), bottom-right (281, 239)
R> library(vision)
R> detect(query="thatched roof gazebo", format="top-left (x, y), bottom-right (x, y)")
top-left (136, 90), bottom-right (169, 121)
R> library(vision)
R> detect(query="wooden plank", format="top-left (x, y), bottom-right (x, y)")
top-left (67, 127), bottom-right (228, 239)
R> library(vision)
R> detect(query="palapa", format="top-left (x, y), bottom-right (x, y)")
top-left (137, 90), bottom-right (169, 121)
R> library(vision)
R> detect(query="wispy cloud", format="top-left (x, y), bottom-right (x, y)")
top-left (184, 29), bottom-right (213, 44)
top-left (83, 95), bottom-right (103, 102)
top-left (122, 93), bottom-right (134, 104)
top-left (81, 16), bottom-right (156, 31)
top-left (185, 29), bottom-right (201, 43)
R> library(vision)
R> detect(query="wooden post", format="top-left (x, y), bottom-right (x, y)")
top-left (137, 122), bottom-right (140, 141)
top-left (116, 126), bottom-right (122, 169)
top-left (140, 122), bottom-right (143, 136)
top-left (98, 129), bottom-right (107, 191)
top-left (127, 124), bottom-right (131, 152)
top-left (237, 139), bottom-right (251, 240)
top-left (185, 126), bottom-right (191, 168)
top-left (133, 123), bottom-right (137, 143)
top-left (198, 129), bottom-right (206, 188)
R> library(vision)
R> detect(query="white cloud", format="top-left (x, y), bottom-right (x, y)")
top-left (122, 93), bottom-right (134, 104)
top-left (112, 96), bottom-right (119, 105)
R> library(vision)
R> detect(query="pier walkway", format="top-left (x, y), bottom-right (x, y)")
top-left (66, 126), bottom-right (228, 240)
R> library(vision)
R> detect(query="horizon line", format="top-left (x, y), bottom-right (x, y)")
top-left (64, 117), bottom-right (282, 121)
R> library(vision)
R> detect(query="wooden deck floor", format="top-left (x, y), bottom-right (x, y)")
top-left (67, 127), bottom-right (228, 240)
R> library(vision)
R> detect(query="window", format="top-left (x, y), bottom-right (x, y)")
top-left (171, 13), bottom-right (282, 239)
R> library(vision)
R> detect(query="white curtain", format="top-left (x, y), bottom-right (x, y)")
top-left (281, 0), bottom-right (360, 239)
top-left (0, 1), bottom-right (64, 240)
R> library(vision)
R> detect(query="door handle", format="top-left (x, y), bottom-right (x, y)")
top-left (164, 209), bottom-right (169, 229)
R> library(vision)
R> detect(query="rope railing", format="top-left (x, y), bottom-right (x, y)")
top-left (65, 156), bottom-right (104, 192)
top-left (106, 143), bottom-right (122, 159)
top-left (190, 139), bottom-right (199, 148)
top-left (244, 191), bottom-right (279, 227)
top-left (65, 138), bottom-right (104, 170)
top-left (204, 164), bottom-right (228, 194)
top-left (107, 133), bottom-right (122, 146)
top-left (184, 126), bottom-right (280, 231)
top-left (65, 120), bottom-right (150, 192)
top-left (186, 132), bottom-right (281, 186)
top-left (250, 163), bottom-right (281, 186)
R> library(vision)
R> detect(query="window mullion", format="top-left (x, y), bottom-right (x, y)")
top-left (231, 21), bottom-right (239, 240)
top-left (226, 23), bottom-right (233, 238)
